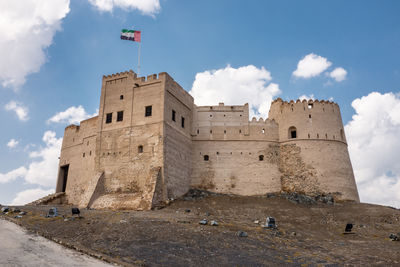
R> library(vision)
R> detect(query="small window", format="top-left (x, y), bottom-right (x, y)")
top-left (259, 155), bottom-right (264, 161)
top-left (309, 114), bottom-right (311, 119)
top-left (308, 103), bottom-right (313, 109)
top-left (224, 130), bottom-right (226, 134)
top-left (204, 155), bottom-right (209, 161)
top-left (308, 133), bottom-right (310, 139)
top-left (106, 113), bottom-right (112, 124)
top-left (87, 141), bottom-right (89, 146)
top-left (117, 111), bottom-right (124, 122)
top-left (181, 117), bottom-right (185, 128)
top-left (262, 128), bottom-right (265, 134)
top-left (83, 152), bottom-right (85, 157)
top-left (89, 151), bottom-right (92, 156)
top-left (340, 129), bottom-right (344, 141)
top-left (172, 110), bottom-right (176, 121)
top-left (288, 126), bottom-right (297, 139)
top-left (145, 106), bottom-right (152, 117)
top-left (210, 114), bottom-right (213, 117)
top-left (325, 133), bottom-right (328, 139)
top-left (197, 129), bottom-right (199, 134)
top-left (120, 95), bottom-right (124, 100)
top-left (239, 129), bottom-right (242, 134)
top-left (138, 145), bottom-right (143, 153)
top-left (317, 134), bottom-right (319, 139)
top-left (216, 152), bottom-right (219, 155)
top-left (210, 130), bottom-right (212, 134)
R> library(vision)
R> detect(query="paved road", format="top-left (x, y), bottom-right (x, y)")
top-left (0, 219), bottom-right (113, 267)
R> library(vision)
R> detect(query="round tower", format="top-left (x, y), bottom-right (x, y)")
top-left (268, 98), bottom-right (359, 202)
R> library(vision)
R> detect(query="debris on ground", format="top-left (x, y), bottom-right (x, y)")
top-left (237, 231), bottom-right (248, 237)
top-left (267, 192), bottom-right (335, 205)
top-left (210, 220), bottom-right (218, 226)
top-left (263, 217), bottom-right (277, 229)
top-left (46, 207), bottom-right (58, 218)
top-left (254, 220), bottom-right (259, 224)
top-left (14, 215), bottom-right (23, 219)
top-left (343, 223), bottom-right (354, 234)
top-left (199, 219), bottom-right (208, 225)
top-left (389, 233), bottom-right (399, 241)
top-left (19, 211), bottom-right (27, 216)
top-left (71, 207), bottom-right (81, 217)
top-left (184, 209), bottom-right (191, 213)
top-left (1, 206), bottom-right (9, 213)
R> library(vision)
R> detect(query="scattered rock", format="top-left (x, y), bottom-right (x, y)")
top-left (199, 219), bottom-right (208, 225)
top-left (14, 215), bottom-right (22, 219)
top-left (19, 211), bottom-right (27, 216)
top-left (210, 220), bottom-right (218, 226)
top-left (237, 231), bottom-right (248, 237)
top-left (120, 220), bottom-right (127, 223)
top-left (12, 208), bottom-right (21, 213)
top-left (389, 233), bottom-right (399, 241)
top-left (254, 220), bottom-right (259, 224)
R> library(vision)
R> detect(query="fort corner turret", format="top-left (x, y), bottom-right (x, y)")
top-left (54, 70), bottom-right (359, 210)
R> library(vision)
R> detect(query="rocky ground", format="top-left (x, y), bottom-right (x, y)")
top-left (1, 191), bottom-right (400, 266)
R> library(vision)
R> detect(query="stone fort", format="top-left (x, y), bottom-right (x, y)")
top-left (55, 70), bottom-right (359, 210)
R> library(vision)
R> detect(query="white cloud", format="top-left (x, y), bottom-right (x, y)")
top-left (345, 92), bottom-right (400, 208)
top-left (0, 166), bottom-right (27, 184)
top-left (47, 105), bottom-right (98, 125)
top-left (11, 188), bottom-right (54, 205)
top-left (0, 131), bottom-right (62, 187)
top-left (88, 0), bottom-right (160, 16)
top-left (5, 101), bottom-right (29, 121)
top-left (189, 65), bottom-right (281, 118)
top-left (7, 139), bottom-right (19, 149)
top-left (293, 53), bottom-right (332, 79)
top-left (329, 67), bottom-right (347, 82)
top-left (0, 0), bottom-right (70, 89)
top-left (298, 94), bottom-right (315, 101)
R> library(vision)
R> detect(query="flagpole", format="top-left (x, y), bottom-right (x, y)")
top-left (137, 41), bottom-right (141, 76)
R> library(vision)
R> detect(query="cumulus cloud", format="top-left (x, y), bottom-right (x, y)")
top-left (5, 101), bottom-right (29, 121)
top-left (7, 139), bottom-right (19, 149)
top-left (47, 105), bottom-right (98, 125)
top-left (0, 0), bottom-right (70, 89)
top-left (11, 188), bottom-right (54, 205)
top-left (0, 131), bottom-right (62, 187)
top-left (88, 0), bottom-right (160, 16)
top-left (329, 67), bottom-right (347, 82)
top-left (293, 53), bottom-right (332, 79)
top-left (345, 92), bottom-right (400, 208)
top-left (0, 166), bottom-right (27, 184)
top-left (189, 65), bottom-right (281, 118)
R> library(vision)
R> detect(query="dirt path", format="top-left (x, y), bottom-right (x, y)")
top-left (0, 219), bottom-right (113, 267)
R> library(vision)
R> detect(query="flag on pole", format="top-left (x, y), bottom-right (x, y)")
top-left (120, 29), bottom-right (141, 42)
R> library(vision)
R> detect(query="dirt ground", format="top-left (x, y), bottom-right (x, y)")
top-left (1, 192), bottom-right (400, 266)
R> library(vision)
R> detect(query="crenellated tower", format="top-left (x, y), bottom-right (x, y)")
top-left (269, 98), bottom-right (359, 202)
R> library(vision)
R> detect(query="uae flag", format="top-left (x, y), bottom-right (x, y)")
top-left (120, 29), bottom-right (141, 42)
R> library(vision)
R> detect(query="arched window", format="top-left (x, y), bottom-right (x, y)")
top-left (259, 155), bottom-right (264, 161)
top-left (138, 145), bottom-right (143, 153)
top-left (288, 126), bottom-right (297, 139)
top-left (204, 155), bottom-right (209, 161)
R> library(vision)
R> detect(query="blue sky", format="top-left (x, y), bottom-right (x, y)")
top-left (1, 0), bottom-right (400, 207)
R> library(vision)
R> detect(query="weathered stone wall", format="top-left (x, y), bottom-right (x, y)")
top-left (269, 98), bottom-right (359, 202)
top-left (163, 73), bottom-right (194, 199)
top-left (91, 72), bottom-right (166, 209)
top-left (191, 140), bottom-right (281, 195)
top-left (56, 116), bottom-right (97, 206)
